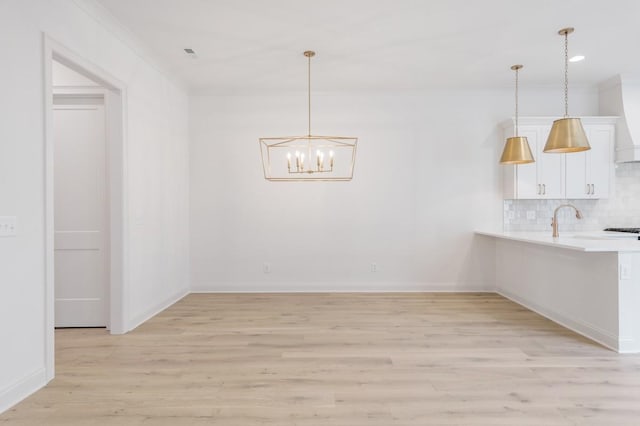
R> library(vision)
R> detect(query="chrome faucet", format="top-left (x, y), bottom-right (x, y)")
top-left (551, 203), bottom-right (583, 238)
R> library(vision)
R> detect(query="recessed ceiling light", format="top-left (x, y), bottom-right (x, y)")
top-left (569, 55), bottom-right (585, 62)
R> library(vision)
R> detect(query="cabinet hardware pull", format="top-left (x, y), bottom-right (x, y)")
top-left (586, 184), bottom-right (590, 195)
top-left (542, 184), bottom-right (546, 195)
top-left (591, 184), bottom-right (595, 194)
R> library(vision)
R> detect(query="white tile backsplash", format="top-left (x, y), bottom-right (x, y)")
top-left (504, 162), bottom-right (640, 232)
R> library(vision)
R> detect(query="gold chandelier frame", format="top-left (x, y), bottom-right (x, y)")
top-left (259, 51), bottom-right (358, 181)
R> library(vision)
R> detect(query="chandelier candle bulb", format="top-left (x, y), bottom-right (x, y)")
top-left (287, 152), bottom-right (292, 171)
top-left (330, 150), bottom-right (334, 169)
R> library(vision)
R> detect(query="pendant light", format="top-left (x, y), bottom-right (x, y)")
top-left (500, 64), bottom-right (534, 164)
top-left (259, 51), bottom-right (358, 181)
top-left (543, 27), bottom-right (590, 153)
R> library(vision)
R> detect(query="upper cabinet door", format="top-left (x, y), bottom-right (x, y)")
top-left (586, 125), bottom-right (614, 199)
top-left (536, 125), bottom-right (565, 199)
top-left (565, 150), bottom-right (588, 198)
top-left (565, 123), bottom-right (614, 199)
top-left (512, 127), bottom-right (539, 199)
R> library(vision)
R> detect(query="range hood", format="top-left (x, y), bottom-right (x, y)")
top-left (599, 75), bottom-right (640, 162)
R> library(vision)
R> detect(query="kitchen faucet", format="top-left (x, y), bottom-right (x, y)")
top-left (551, 203), bottom-right (583, 238)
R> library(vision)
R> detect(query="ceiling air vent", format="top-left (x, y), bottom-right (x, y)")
top-left (183, 48), bottom-right (198, 58)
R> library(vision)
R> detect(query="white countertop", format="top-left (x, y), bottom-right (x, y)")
top-left (476, 230), bottom-right (640, 252)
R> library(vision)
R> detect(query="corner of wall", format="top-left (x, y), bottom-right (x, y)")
top-left (126, 287), bottom-right (190, 332)
top-left (0, 368), bottom-right (47, 414)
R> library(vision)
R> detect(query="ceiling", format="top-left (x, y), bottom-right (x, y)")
top-left (97, 0), bottom-right (640, 93)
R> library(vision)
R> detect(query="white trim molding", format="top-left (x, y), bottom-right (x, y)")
top-left (190, 281), bottom-right (494, 293)
top-left (497, 288), bottom-right (619, 352)
top-left (43, 34), bottom-right (130, 387)
top-left (127, 288), bottom-right (190, 332)
top-left (0, 368), bottom-right (46, 414)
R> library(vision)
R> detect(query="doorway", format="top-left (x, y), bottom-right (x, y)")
top-left (44, 36), bottom-right (129, 381)
top-left (53, 86), bottom-right (108, 327)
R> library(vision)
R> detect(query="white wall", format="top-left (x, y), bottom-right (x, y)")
top-left (190, 88), bottom-right (598, 292)
top-left (0, 0), bottom-right (189, 411)
top-left (52, 60), bottom-right (99, 87)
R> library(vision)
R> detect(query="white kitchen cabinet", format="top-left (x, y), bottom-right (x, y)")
top-left (502, 119), bottom-right (564, 199)
top-left (565, 123), bottom-right (615, 199)
top-left (502, 117), bottom-right (616, 200)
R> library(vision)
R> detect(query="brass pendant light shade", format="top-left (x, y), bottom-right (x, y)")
top-left (544, 117), bottom-right (590, 153)
top-left (543, 28), bottom-right (590, 153)
top-left (500, 136), bottom-right (535, 164)
top-left (500, 64), bottom-right (534, 164)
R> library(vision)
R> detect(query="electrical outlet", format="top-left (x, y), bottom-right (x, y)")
top-left (526, 210), bottom-right (536, 220)
top-left (0, 216), bottom-right (16, 237)
top-left (263, 262), bottom-right (271, 274)
top-left (620, 263), bottom-right (631, 280)
top-left (371, 263), bottom-right (377, 273)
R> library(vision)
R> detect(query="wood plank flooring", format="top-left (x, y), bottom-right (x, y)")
top-left (2, 293), bottom-right (640, 425)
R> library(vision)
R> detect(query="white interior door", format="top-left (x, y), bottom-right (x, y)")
top-left (53, 100), bottom-right (108, 327)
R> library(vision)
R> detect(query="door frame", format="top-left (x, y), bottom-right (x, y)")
top-left (43, 34), bottom-right (130, 382)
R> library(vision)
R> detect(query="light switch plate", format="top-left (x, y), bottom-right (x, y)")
top-left (0, 216), bottom-right (17, 237)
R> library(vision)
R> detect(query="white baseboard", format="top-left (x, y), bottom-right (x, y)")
top-left (497, 288), bottom-right (620, 352)
top-left (126, 287), bottom-right (189, 332)
top-left (0, 367), bottom-right (47, 414)
top-left (618, 337), bottom-right (640, 354)
top-left (190, 281), bottom-right (493, 293)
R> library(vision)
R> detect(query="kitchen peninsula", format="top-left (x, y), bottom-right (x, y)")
top-left (477, 231), bottom-right (640, 353)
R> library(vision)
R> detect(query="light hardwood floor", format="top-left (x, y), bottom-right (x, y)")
top-left (2, 293), bottom-right (640, 425)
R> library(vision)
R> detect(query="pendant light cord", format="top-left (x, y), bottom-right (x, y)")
top-left (564, 31), bottom-right (569, 118)
top-left (515, 67), bottom-right (519, 136)
top-left (308, 53), bottom-right (311, 136)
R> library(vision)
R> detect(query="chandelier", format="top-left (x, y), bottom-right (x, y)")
top-left (259, 51), bottom-right (358, 181)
